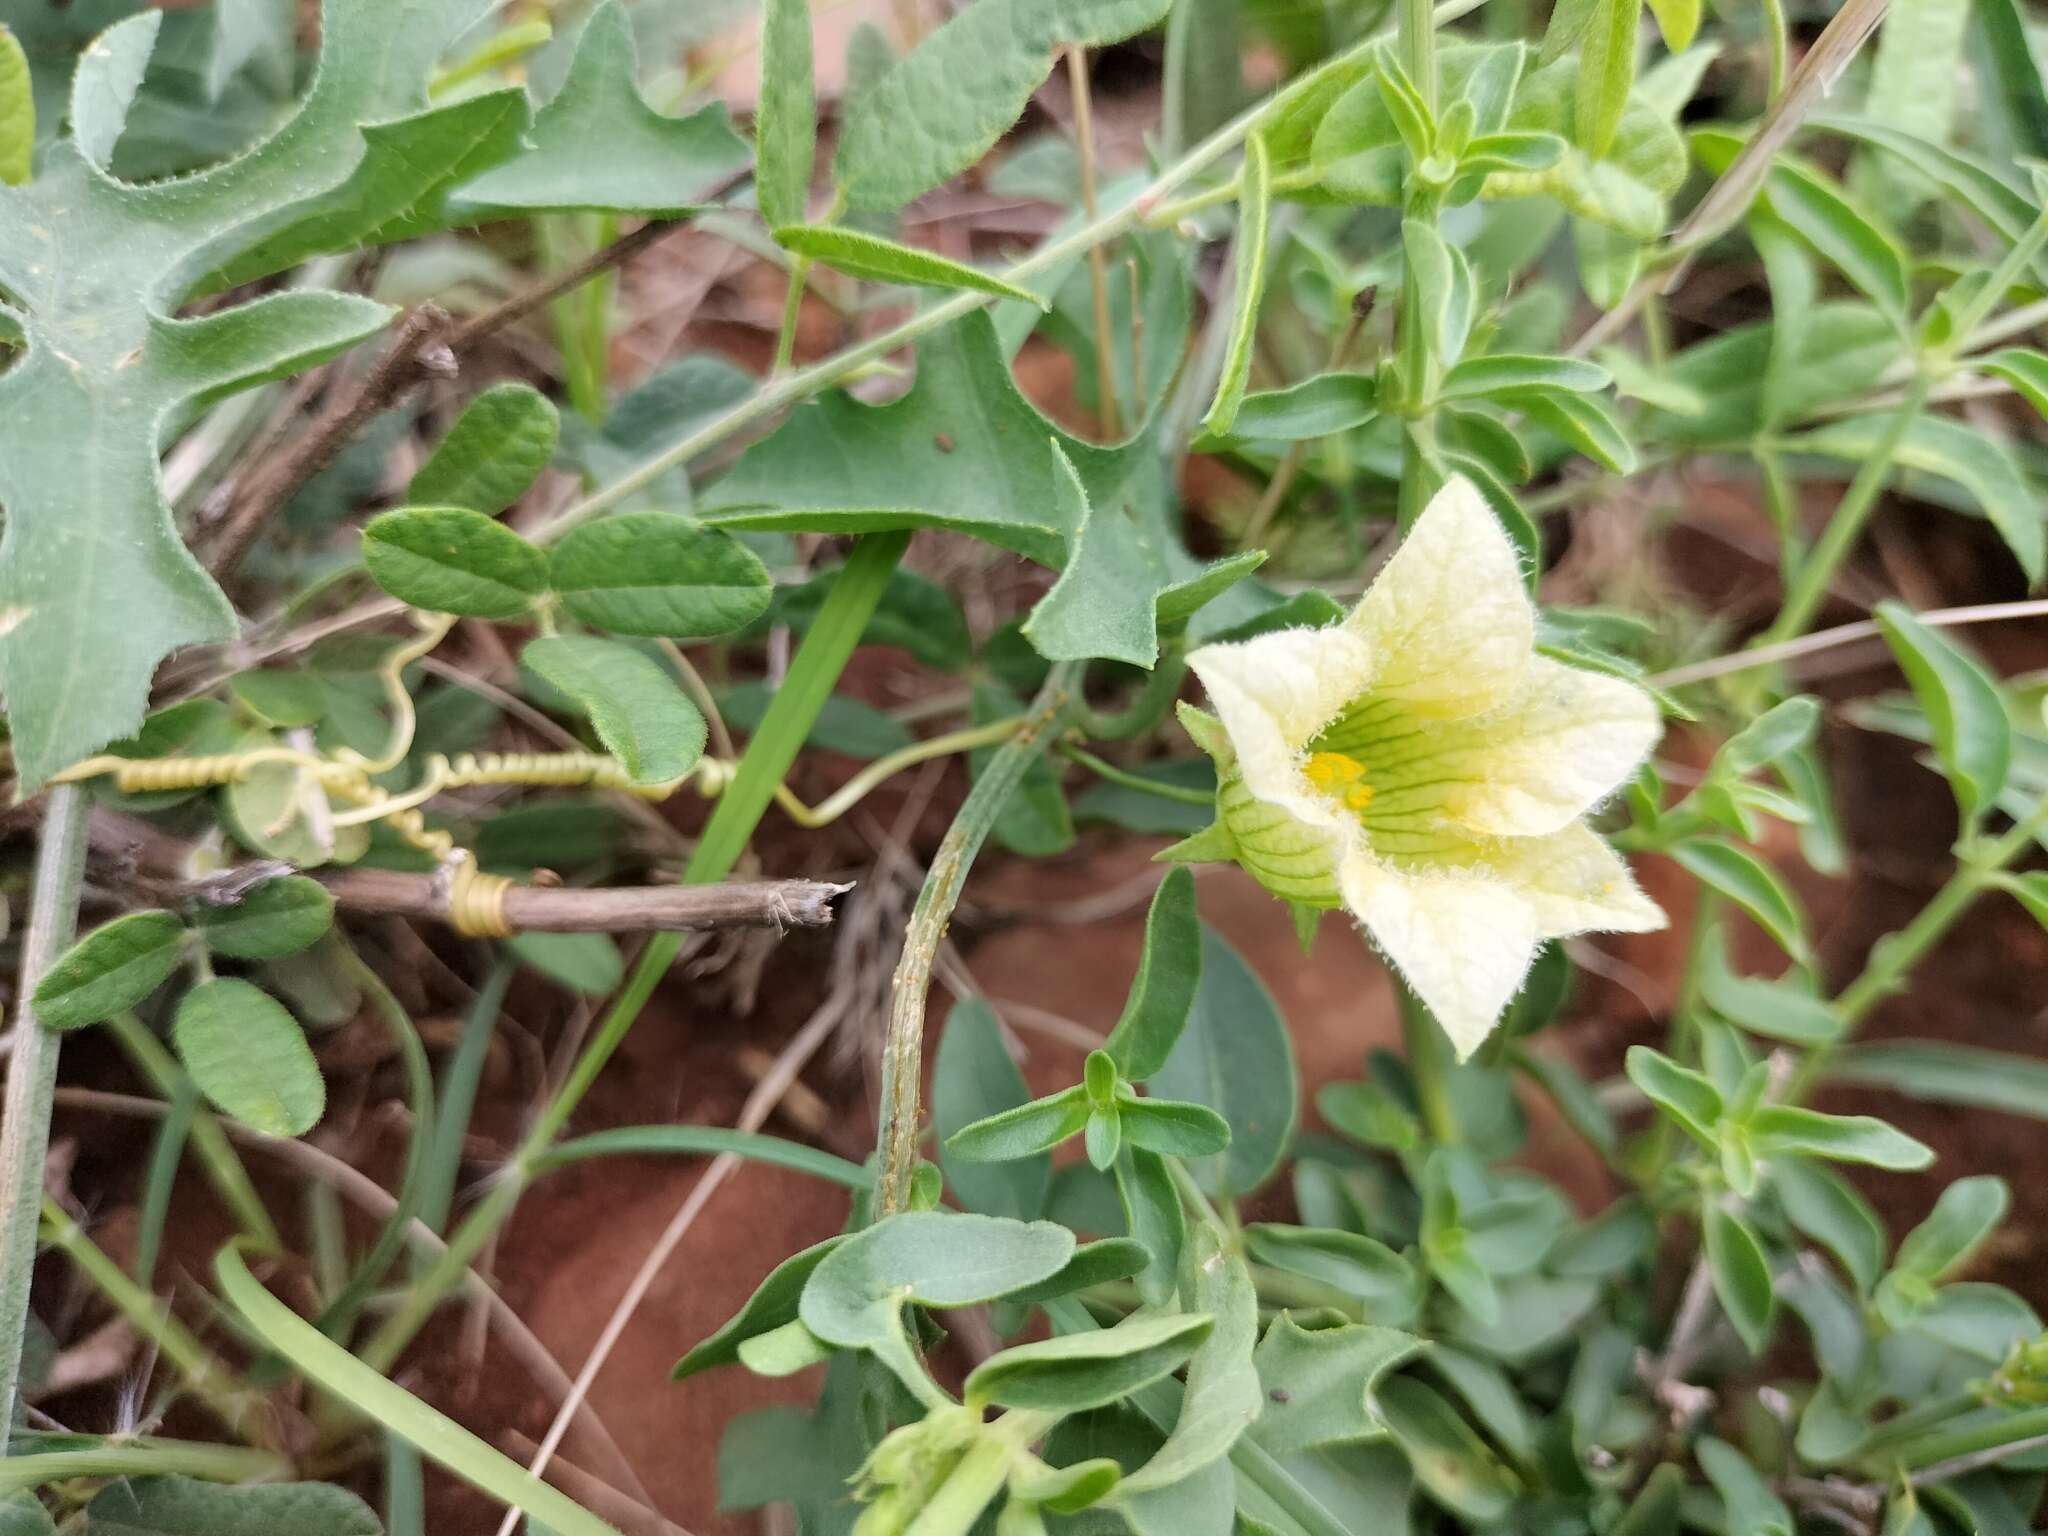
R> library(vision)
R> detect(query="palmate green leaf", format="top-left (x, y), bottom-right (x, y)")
top-left (0, 23), bottom-right (31, 185)
top-left (194, 876), bottom-right (335, 960)
top-left (1150, 926), bottom-right (1297, 1198)
top-left (1873, 602), bottom-right (2011, 823)
top-left (550, 512), bottom-right (772, 639)
top-left (173, 978), bottom-right (324, 1137)
top-left (408, 382), bottom-right (560, 514)
top-left (31, 911), bottom-right (186, 1032)
top-left (935, 997), bottom-right (1051, 1220)
top-left (755, 0), bottom-right (816, 230)
top-left (522, 635), bottom-right (707, 785)
top-left (672, 1236), bottom-right (847, 1381)
top-left (448, 3), bottom-right (747, 217)
top-left (0, 0), bottom-right (747, 788)
top-left (1201, 132), bottom-right (1273, 438)
top-left (704, 312), bottom-right (1260, 668)
top-left (362, 506), bottom-right (549, 619)
top-left (833, 0), bottom-right (1171, 210)
top-left (1102, 867), bottom-right (1202, 1081)
top-left (1023, 444), bottom-right (1162, 667)
top-left (965, 1313), bottom-right (1213, 1413)
top-left (83, 1475), bottom-right (381, 1536)
top-left (774, 224), bottom-right (1047, 307)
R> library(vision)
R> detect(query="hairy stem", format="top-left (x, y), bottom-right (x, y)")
top-left (0, 783), bottom-right (90, 1448)
top-left (876, 664), bottom-right (1081, 1215)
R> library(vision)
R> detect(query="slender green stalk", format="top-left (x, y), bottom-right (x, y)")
top-left (314, 948), bottom-right (436, 1340)
top-left (0, 1441), bottom-right (286, 1494)
top-left (361, 534), bottom-right (910, 1374)
top-left (771, 256), bottom-right (813, 376)
top-left (108, 1012), bottom-right (281, 1254)
top-left (1398, 982), bottom-right (1460, 1144)
top-left (1889, 1406), bottom-right (2048, 1474)
top-left (1072, 655), bottom-right (1187, 741)
top-left (40, 1199), bottom-right (256, 1438)
top-left (875, 664), bottom-right (1081, 1215)
top-left (530, 37), bottom-right (1394, 545)
top-left (1058, 742), bottom-right (1214, 806)
top-left (1761, 371), bottom-right (1934, 644)
top-left (1791, 795), bottom-right (2048, 1100)
top-left (1400, 0), bottom-right (1439, 114)
top-left (134, 1083), bottom-right (196, 1286)
top-left (0, 783), bottom-right (90, 1449)
top-left (418, 961), bottom-right (513, 1240)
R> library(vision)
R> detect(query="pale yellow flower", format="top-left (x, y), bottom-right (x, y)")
top-left (1172, 477), bottom-right (1665, 1057)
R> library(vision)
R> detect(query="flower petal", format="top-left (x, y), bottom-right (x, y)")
top-left (1186, 625), bottom-right (1375, 835)
top-left (1340, 852), bottom-right (1537, 1060)
top-left (1392, 822), bottom-right (1666, 939)
top-left (1345, 476), bottom-right (1534, 720)
top-left (1436, 657), bottom-right (1661, 836)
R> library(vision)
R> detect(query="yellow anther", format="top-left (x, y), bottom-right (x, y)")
top-left (1344, 783), bottom-right (1375, 811)
top-left (1303, 751), bottom-right (1366, 789)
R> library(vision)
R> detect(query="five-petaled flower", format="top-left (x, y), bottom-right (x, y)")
top-left (1169, 476), bottom-right (1666, 1058)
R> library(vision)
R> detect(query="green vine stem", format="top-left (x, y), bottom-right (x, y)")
top-left (1071, 655), bottom-right (1187, 742)
top-left (0, 1441), bottom-right (286, 1495)
top-left (875, 663), bottom-right (1082, 1216)
top-left (360, 533), bottom-right (910, 1374)
top-left (0, 782), bottom-right (90, 1448)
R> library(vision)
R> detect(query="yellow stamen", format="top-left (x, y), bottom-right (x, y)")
top-left (1305, 751), bottom-right (1373, 813)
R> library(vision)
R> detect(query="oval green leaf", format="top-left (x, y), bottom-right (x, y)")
top-left (361, 506), bottom-right (548, 619)
top-left (173, 977), bottom-right (325, 1136)
top-left (522, 634), bottom-right (707, 785)
top-left (194, 876), bottom-right (335, 960)
top-left (550, 512), bottom-right (773, 639)
top-left (32, 911), bottom-right (186, 1032)
top-left (965, 1313), bottom-right (1213, 1413)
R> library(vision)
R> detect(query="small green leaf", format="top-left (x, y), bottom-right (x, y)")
top-left (1102, 868), bottom-right (1202, 1081)
top-left (522, 634), bottom-right (707, 785)
top-left (1873, 602), bottom-right (2011, 824)
top-left (1121, 1222), bottom-right (1262, 1492)
top-left (755, 0), bottom-right (816, 230)
top-left (1373, 1375), bottom-right (1518, 1523)
top-left (1577, 0), bottom-right (1643, 157)
top-left (1150, 925), bottom-right (1297, 1198)
top-left (935, 997), bottom-right (1050, 1220)
top-left (31, 911), bottom-right (187, 1032)
top-left (965, 1314), bottom-right (1213, 1413)
top-left (1402, 217), bottom-right (1473, 373)
top-left (1772, 1158), bottom-right (1885, 1294)
top-left (1118, 1098), bottom-right (1231, 1158)
top-left (1458, 129), bottom-right (1565, 175)
top-left (1893, 1175), bottom-right (2008, 1282)
top-left (998, 1238), bottom-right (1150, 1306)
top-left (800, 1212), bottom-right (1074, 1392)
top-left (1704, 1203), bottom-right (1775, 1354)
top-left (1201, 132), bottom-right (1273, 438)
top-left (69, 12), bottom-right (159, 173)
top-left (505, 931), bottom-right (624, 995)
top-left (1439, 353), bottom-right (1610, 400)
top-left (673, 1236), bottom-right (846, 1381)
top-left (1115, 1147), bottom-right (1185, 1306)
top-left (737, 1318), bottom-right (833, 1377)
top-left (1720, 696), bottom-right (1821, 773)
top-left (550, 512), bottom-right (772, 638)
top-left (1981, 348), bottom-right (2048, 420)
top-left (0, 23), bottom-right (31, 187)
top-left (229, 670), bottom-right (327, 729)
top-left (1825, 1041), bottom-right (2048, 1119)
top-left (83, 1476), bottom-right (381, 1536)
top-left (1671, 838), bottom-right (1808, 958)
top-left (408, 383), bottom-right (561, 515)
top-left (1764, 160), bottom-right (1909, 326)
top-left (1249, 1316), bottom-right (1423, 1456)
top-left (1502, 385), bottom-right (1635, 472)
top-left (361, 506), bottom-right (548, 619)
top-left (1318, 1078), bottom-right (1422, 1152)
top-left (173, 978), bottom-right (324, 1136)
top-left (1699, 943), bottom-right (1840, 1045)
top-left (1020, 443), bottom-right (1164, 669)
top-left (1222, 372), bottom-right (1377, 441)
top-left (946, 1087), bottom-right (1089, 1163)
top-left (1642, 0), bottom-right (1700, 50)
top-left (1624, 1045), bottom-right (1722, 1144)
top-left (195, 876), bottom-right (335, 960)
top-left (1242, 1225), bottom-right (1420, 1323)
top-left (775, 225), bottom-right (1046, 306)
top-left (1748, 1107), bottom-right (1933, 1171)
